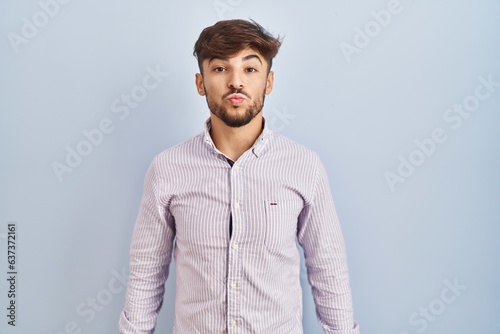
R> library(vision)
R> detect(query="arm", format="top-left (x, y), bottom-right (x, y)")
top-left (119, 159), bottom-right (176, 333)
top-left (297, 156), bottom-right (359, 334)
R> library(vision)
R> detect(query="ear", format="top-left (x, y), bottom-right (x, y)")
top-left (265, 71), bottom-right (274, 95)
top-left (195, 73), bottom-right (205, 96)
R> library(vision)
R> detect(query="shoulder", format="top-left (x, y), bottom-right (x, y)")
top-left (266, 130), bottom-right (321, 165)
top-left (151, 132), bottom-right (206, 168)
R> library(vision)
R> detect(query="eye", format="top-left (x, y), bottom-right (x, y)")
top-left (214, 67), bottom-right (226, 72)
top-left (246, 67), bottom-right (257, 73)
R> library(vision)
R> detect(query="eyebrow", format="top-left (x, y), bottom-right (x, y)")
top-left (208, 54), bottom-right (263, 65)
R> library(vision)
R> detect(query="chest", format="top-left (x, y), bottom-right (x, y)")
top-left (167, 160), bottom-right (310, 250)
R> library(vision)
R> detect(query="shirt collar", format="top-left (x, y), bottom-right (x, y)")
top-left (203, 118), bottom-right (270, 158)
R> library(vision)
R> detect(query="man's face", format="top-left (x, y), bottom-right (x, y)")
top-left (195, 47), bottom-right (274, 128)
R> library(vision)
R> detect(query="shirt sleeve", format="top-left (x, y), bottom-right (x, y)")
top-left (297, 155), bottom-right (360, 334)
top-left (119, 158), bottom-right (176, 334)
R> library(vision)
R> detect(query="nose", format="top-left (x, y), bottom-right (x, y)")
top-left (228, 71), bottom-right (243, 90)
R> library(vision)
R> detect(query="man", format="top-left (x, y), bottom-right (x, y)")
top-left (119, 19), bottom-right (359, 334)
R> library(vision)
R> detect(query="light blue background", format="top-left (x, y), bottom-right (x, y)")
top-left (1, 0), bottom-right (499, 333)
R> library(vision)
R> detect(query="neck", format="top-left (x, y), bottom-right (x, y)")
top-left (209, 114), bottom-right (263, 161)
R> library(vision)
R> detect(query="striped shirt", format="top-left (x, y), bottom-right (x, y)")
top-left (119, 119), bottom-right (359, 334)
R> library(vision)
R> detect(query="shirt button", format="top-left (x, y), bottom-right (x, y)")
top-left (232, 242), bottom-right (239, 250)
top-left (231, 282), bottom-right (237, 289)
top-left (234, 202), bottom-right (240, 209)
top-left (230, 319), bottom-right (237, 326)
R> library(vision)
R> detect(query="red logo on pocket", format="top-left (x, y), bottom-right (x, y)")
top-left (270, 202), bottom-right (278, 206)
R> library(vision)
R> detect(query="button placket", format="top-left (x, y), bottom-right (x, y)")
top-left (227, 159), bottom-right (245, 333)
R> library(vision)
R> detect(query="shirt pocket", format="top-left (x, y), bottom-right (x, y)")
top-left (264, 200), bottom-right (299, 253)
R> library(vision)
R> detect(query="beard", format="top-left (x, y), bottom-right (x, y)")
top-left (206, 88), bottom-right (266, 128)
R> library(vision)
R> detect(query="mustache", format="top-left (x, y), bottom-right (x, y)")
top-left (222, 89), bottom-right (250, 99)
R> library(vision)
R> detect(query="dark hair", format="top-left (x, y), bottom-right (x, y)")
top-left (193, 19), bottom-right (282, 73)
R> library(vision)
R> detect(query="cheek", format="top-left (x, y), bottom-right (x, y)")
top-left (247, 80), bottom-right (266, 95)
top-left (203, 80), bottom-right (223, 96)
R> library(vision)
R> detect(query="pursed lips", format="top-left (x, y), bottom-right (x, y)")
top-left (226, 93), bottom-right (247, 105)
